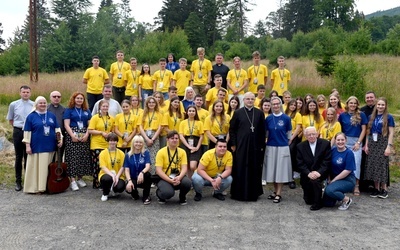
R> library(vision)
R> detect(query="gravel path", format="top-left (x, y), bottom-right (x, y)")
top-left (1, 183), bottom-right (399, 249)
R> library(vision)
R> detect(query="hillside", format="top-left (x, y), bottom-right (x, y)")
top-left (365, 6), bottom-right (400, 19)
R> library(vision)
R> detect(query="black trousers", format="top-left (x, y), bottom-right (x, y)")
top-left (100, 174), bottom-right (126, 195)
top-left (13, 127), bottom-right (26, 184)
top-left (126, 172), bottom-right (152, 201)
top-left (300, 175), bottom-right (324, 206)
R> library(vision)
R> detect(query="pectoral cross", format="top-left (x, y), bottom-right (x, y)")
top-left (250, 126), bottom-right (254, 132)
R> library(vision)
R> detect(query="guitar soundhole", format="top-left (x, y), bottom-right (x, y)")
top-left (55, 167), bottom-right (63, 176)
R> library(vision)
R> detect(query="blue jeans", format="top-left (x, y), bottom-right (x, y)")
top-left (162, 92), bottom-right (169, 100)
top-left (192, 172), bottom-right (232, 195)
top-left (141, 89), bottom-right (153, 107)
top-left (324, 174), bottom-right (356, 203)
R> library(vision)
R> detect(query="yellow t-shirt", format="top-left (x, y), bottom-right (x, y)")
top-left (139, 74), bottom-right (153, 90)
top-left (227, 69), bottom-right (248, 95)
top-left (320, 121), bottom-right (342, 141)
top-left (124, 69), bottom-right (141, 96)
top-left (110, 61), bottom-right (131, 88)
top-left (247, 64), bottom-right (268, 93)
top-left (152, 69), bottom-right (173, 92)
top-left (88, 114), bottom-right (115, 149)
top-left (190, 59), bottom-right (212, 85)
top-left (114, 111), bottom-right (137, 148)
top-left (197, 148), bottom-right (233, 177)
top-left (204, 114), bottom-right (230, 136)
top-left (197, 108), bottom-right (209, 145)
top-left (289, 112), bottom-right (302, 134)
top-left (254, 97), bottom-right (263, 108)
top-left (155, 147), bottom-right (188, 175)
top-left (131, 108), bottom-right (144, 118)
top-left (205, 87), bottom-right (229, 106)
top-left (138, 111), bottom-right (163, 131)
top-left (83, 67), bottom-right (109, 94)
top-left (98, 148), bottom-right (125, 181)
top-left (179, 119), bottom-right (204, 137)
top-left (173, 69), bottom-right (191, 96)
top-left (271, 68), bottom-right (291, 96)
top-left (301, 114), bottom-right (324, 141)
top-left (161, 111), bottom-right (184, 132)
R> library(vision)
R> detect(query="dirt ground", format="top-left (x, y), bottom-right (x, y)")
top-left (1, 182), bottom-right (399, 250)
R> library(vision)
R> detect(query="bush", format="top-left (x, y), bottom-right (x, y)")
top-left (333, 56), bottom-right (366, 100)
top-left (224, 43), bottom-right (251, 60)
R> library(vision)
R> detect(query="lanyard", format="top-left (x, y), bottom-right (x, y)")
top-left (215, 115), bottom-right (224, 133)
top-left (75, 107), bottom-right (82, 121)
top-left (279, 69), bottom-right (285, 81)
top-left (108, 149), bottom-right (117, 168)
top-left (198, 59), bottom-right (203, 71)
top-left (253, 65), bottom-right (260, 76)
top-left (234, 69), bottom-right (241, 81)
top-left (309, 115), bottom-right (314, 126)
top-left (373, 115), bottom-right (383, 131)
top-left (131, 70), bottom-right (137, 80)
top-left (215, 153), bottom-right (223, 171)
top-left (117, 62), bottom-right (123, 72)
top-left (132, 108), bottom-right (139, 115)
top-left (123, 113), bottom-right (131, 130)
top-left (101, 115), bottom-right (109, 130)
top-left (188, 119), bottom-right (195, 136)
top-left (160, 70), bottom-right (165, 81)
top-left (173, 112), bottom-right (178, 127)
top-left (133, 153), bottom-right (141, 172)
top-left (148, 111), bottom-right (155, 128)
top-left (38, 112), bottom-right (47, 125)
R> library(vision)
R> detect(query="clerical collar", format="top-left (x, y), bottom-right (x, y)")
top-left (272, 112), bottom-right (283, 117)
top-left (245, 106), bottom-right (253, 111)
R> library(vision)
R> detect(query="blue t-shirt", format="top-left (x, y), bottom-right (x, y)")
top-left (338, 112), bottom-right (368, 137)
top-left (265, 113), bottom-right (292, 146)
top-left (182, 100), bottom-right (195, 111)
top-left (331, 147), bottom-right (355, 177)
top-left (24, 111), bottom-right (59, 154)
top-left (166, 62), bottom-right (180, 74)
top-left (369, 114), bottom-right (395, 134)
top-left (123, 150), bottom-right (151, 179)
top-left (63, 108), bottom-right (92, 128)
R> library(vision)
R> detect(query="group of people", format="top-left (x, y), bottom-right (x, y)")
top-left (6, 48), bottom-right (395, 211)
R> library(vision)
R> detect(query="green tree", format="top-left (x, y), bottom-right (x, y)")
top-left (0, 23), bottom-right (5, 52)
top-left (281, 0), bottom-right (317, 39)
top-left (40, 21), bottom-right (75, 72)
top-left (315, 0), bottom-right (358, 31)
top-left (184, 12), bottom-right (207, 53)
top-left (252, 20), bottom-right (267, 37)
top-left (223, 0), bottom-right (253, 41)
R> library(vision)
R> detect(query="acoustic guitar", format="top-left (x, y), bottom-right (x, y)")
top-left (47, 132), bottom-right (70, 194)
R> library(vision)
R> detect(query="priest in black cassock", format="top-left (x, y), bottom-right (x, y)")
top-left (229, 92), bottom-right (266, 201)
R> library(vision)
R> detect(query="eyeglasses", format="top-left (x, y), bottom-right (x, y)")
top-left (52, 96), bottom-right (61, 98)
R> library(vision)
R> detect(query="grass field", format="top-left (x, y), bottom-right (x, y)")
top-left (0, 56), bottom-right (399, 188)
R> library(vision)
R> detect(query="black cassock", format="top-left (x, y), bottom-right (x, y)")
top-left (229, 107), bottom-right (265, 201)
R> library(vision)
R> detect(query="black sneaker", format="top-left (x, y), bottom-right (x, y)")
top-left (378, 189), bottom-right (388, 199)
top-left (370, 189), bottom-right (380, 198)
top-left (158, 198), bottom-right (166, 204)
top-left (213, 193), bottom-right (225, 201)
top-left (289, 181), bottom-right (296, 189)
top-left (194, 192), bottom-right (202, 201)
top-left (179, 198), bottom-right (187, 205)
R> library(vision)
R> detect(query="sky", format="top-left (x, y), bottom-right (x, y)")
top-left (1, 0), bottom-right (400, 47)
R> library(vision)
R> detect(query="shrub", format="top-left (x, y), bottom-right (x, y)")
top-left (333, 56), bottom-right (366, 100)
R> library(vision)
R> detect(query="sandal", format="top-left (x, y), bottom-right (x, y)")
top-left (273, 195), bottom-right (282, 203)
top-left (267, 192), bottom-right (276, 200)
top-left (354, 185), bottom-right (360, 196)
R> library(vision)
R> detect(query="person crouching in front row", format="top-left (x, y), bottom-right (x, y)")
top-left (155, 130), bottom-right (191, 205)
top-left (99, 133), bottom-right (126, 201)
top-left (192, 139), bottom-right (233, 201)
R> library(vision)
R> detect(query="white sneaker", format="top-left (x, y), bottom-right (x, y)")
top-left (70, 181), bottom-right (79, 191)
top-left (101, 195), bottom-right (108, 202)
top-left (76, 179), bottom-right (87, 188)
top-left (338, 198), bottom-right (352, 211)
top-left (262, 180), bottom-right (267, 186)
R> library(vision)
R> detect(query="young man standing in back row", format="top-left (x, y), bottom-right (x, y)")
top-left (109, 50), bottom-right (131, 104)
top-left (7, 86), bottom-right (34, 191)
top-left (83, 55), bottom-right (109, 111)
